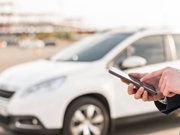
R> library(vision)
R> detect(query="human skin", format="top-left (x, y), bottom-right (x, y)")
top-left (141, 67), bottom-right (180, 97)
top-left (121, 73), bottom-right (164, 102)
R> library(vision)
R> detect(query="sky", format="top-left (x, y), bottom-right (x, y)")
top-left (2, 0), bottom-right (180, 29)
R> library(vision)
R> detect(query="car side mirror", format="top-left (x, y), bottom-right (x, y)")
top-left (121, 56), bottom-right (147, 69)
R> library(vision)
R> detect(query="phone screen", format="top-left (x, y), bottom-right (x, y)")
top-left (109, 67), bottom-right (157, 95)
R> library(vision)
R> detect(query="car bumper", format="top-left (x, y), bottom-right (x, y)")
top-left (0, 115), bottom-right (62, 135)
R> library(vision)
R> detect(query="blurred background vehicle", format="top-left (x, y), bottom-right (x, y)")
top-left (1, 28), bottom-right (180, 135)
top-left (18, 39), bottom-right (45, 49)
top-left (44, 39), bottom-right (57, 46)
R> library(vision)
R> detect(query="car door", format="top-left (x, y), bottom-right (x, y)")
top-left (111, 35), bottom-right (175, 117)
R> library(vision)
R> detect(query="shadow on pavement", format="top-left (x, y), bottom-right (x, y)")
top-left (112, 113), bottom-right (180, 135)
top-left (1, 113), bottom-right (180, 135)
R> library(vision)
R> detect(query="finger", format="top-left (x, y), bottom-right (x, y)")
top-left (168, 92), bottom-right (176, 97)
top-left (134, 87), bottom-right (145, 99)
top-left (142, 90), bottom-right (148, 102)
top-left (128, 73), bottom-right (147, 79)
top-left (158, 76), bottom-right (166, 93)
top-left (120, 79), bottom-right (129, 85)
top-left (128, 83), bottom-right (136, 95)
top-left (140, 68), bottom-right (165, 82)
top-left (163, 89), bottom-right (172, 97)
top-left (163, 85), bottom-right (176, 97)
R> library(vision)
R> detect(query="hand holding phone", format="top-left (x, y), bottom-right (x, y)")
top-left (108, 67), bottom-right (157, 95)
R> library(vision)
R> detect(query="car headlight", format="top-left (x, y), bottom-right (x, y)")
top-left (21, 76), bottom-right (66, 98)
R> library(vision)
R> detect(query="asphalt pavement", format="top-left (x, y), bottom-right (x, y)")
top-left (0, 114), bottom-right (180, 135)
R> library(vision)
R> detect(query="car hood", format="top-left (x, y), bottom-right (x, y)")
top-left (0, 59), bottom-right (91, 88)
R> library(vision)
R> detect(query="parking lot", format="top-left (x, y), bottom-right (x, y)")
top-left (0, 46), bottom-right (180, 135)
top-left (0, 114), bottom-right (180, 135)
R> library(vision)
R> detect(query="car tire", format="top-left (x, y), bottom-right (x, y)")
top-left (62, 96), bottom-right (110, 135)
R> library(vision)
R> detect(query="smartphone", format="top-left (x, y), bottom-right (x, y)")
top-left (108, 67), bottom-right (157, 95)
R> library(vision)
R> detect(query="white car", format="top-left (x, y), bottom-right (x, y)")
top-left (18, 39), bottom-right (45, 49)
top-left (0, 28), bottom-right (180, 135)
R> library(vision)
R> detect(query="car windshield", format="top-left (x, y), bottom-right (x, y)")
top-left (50, 33), bottom-right (132, 62)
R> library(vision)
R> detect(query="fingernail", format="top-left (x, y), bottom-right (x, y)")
top-left (140, 78), bottom-right (143, 82)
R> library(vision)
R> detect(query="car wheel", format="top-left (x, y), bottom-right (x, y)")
top-left (62, 96), bottom-right (110, 135)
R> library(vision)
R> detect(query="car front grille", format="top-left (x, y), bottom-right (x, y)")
top-left (0, 89), bottom-right (15, 99)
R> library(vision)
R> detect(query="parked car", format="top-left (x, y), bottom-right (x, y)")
top-left (44, 39), bottom-right (57, 46)
top-left (18, 39), bottom-right (45, 48)
top-left (0, 28), bottom-right (180, 135)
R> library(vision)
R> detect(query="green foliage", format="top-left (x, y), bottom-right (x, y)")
top-left (35, 31), bottom-right (77, 41)
top-left (35, 33), bottom-right (54, 40)
top-left (54, 31), bottom-right (76, 41)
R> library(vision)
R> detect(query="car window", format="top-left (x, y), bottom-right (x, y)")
top-left (172, 35), bottom-right (180, 59)
top-left (129, 35), bottom-right (166, 65)
top-left (113, 49), bottom-right (127, 68)
top-left (51, 33), bottom-right (132, 62)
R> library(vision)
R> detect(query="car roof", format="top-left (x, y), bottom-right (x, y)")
top-left (96, 27), bottom-right (180, 35)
